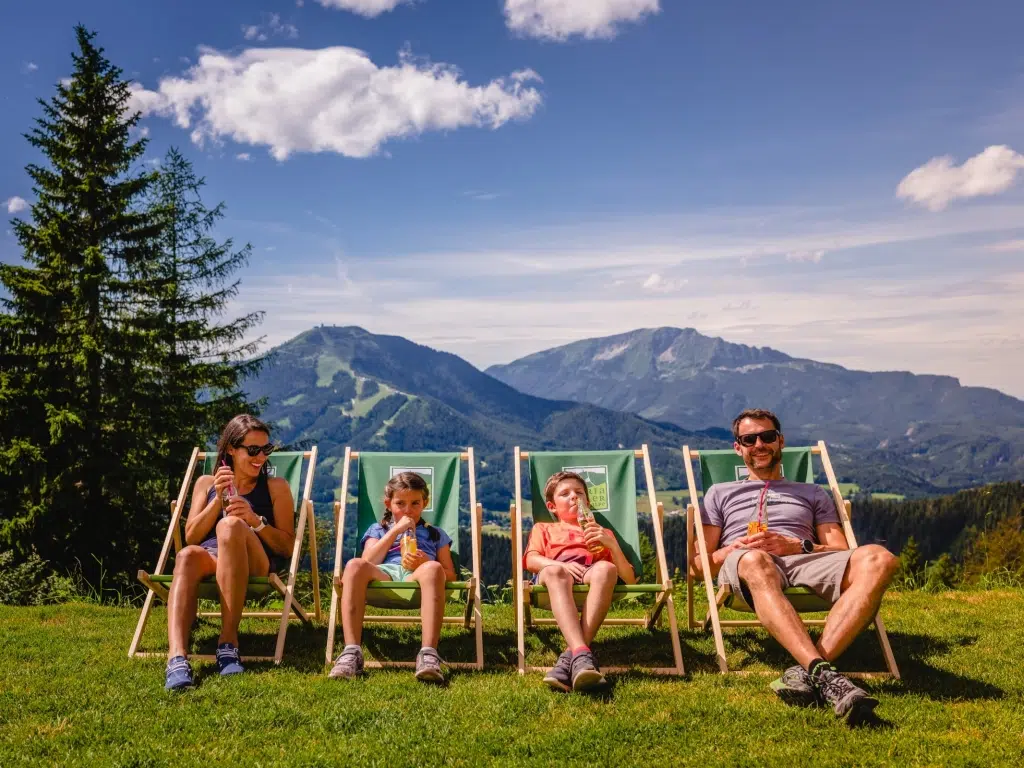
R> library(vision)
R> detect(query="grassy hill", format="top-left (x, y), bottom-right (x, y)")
top-left (2, 592), bottom-right (1022, 765)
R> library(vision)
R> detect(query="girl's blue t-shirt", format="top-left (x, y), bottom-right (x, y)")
top-left (360, 521), bottom-right (453, 565)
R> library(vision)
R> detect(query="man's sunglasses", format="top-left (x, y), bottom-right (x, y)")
top-left (736, 430), bottom-right (781, 447)
top-left (234, 443), bottom-right (276, 457)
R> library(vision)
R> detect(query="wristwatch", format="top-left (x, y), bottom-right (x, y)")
top-left (801, 539), bottom-right (814, 554)
top-left (252, 516), bottom-right (268, 533)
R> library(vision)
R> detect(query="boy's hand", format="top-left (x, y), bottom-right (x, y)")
top-left (402, 550), bottom-right (429, 571)
top-left (555, 561), bottom-right (587, 582)
top-left (393, 516), bottom-right (416, 535)
top-left (583, 525), bottom-right (615, 551)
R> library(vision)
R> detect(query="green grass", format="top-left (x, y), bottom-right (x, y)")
top-left (2, 591), bottom-right (1022, 765)
top-left (344, 382), bottom-right (396, 419)
top-left (315, 353), bottom-right (352, 387)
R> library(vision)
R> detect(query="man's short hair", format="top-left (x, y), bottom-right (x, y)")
top-left (732, 408), bottom-right (782, 439)
top-left (543, 471), bottom-right (591, 505)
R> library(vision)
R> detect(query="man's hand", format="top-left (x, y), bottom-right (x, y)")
top-left (583, 525), bottom-right (615, 552)
top-left (738, 530), bottom-right (802, 556)
top-left (401, 550), bottom-right (429, 572)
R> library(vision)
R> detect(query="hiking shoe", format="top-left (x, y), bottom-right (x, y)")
top-left (165, 655), bottom-right (194, 691)
top-left (415, 647), bottom-right (446, 684)
top-left (543, 650), bottom-right (573, 693)
top-left (812, 663), bottom-right (879, 725)
top-left (215, 643), bottom-right (245, 676)
top-left (329, 646), bottom-right (364, 680)
top-left (770, 665), bottom-right (820, 707)
top-left (570, 650), bottom-right (607, 692)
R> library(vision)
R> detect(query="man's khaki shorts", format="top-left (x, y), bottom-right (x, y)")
top-left (719, 548), bottom-right (855, 608)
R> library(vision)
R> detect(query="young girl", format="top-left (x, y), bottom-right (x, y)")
top-left (524, 471), bottom-right (637, 692)
top-left (164, 414), bottom-right (296, 691)
top-left (329, 472), bottom-right (457, 683)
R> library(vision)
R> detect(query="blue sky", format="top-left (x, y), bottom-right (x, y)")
top-left (2, 0), bottom-right (1023, 397)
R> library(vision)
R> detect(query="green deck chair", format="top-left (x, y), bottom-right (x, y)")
top-left (512, 446), bottom-right (684, 676)
top-left (129, 447), bottom-right (322, 664)
top-left (682, 441), bottom-right (899, 677)
top-left (325, 448), bottom-right (484, 670)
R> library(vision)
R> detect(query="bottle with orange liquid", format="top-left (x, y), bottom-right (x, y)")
top-left (400, 524), bottom-right (418, 559)
top-left (747, 482), bottom-right (770, 536)
top-left (575, 494), bottom-right (605, 554)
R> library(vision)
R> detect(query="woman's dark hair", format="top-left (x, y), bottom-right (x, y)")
top-left (215, 414), bottom-right (273, 476)
top-left (381, 472), bottom-right (436, 542)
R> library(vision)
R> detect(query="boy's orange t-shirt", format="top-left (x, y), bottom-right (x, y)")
top-left (523, 521), bottom-right (614, 572)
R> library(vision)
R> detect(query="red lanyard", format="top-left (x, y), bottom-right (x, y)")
top-left (757, 481), bottom-right (770, 526)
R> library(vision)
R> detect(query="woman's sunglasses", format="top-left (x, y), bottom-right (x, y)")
top-left (736, 430), bottom-right (781, 447)
top-left (234, 443), bottom-right (276, 457)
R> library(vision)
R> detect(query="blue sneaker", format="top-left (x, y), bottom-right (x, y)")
top-left (215, 643), bottom-right (245, 676)
top-left (165, 655), bottom-right (194, 691)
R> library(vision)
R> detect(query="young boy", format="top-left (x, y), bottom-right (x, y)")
top-left (524, 471), bottom-right (637, 691)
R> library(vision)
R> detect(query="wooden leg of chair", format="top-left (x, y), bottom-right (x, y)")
top-left (665, 594), bottom-right (685, 676)
top-left (326, 583), bottom-right (341, 665)
top-left (269, 573), bottom-right (310, 624)
top-left (463, 579), bottom-right (475, 629)
top-left (873, 612), bottom-right (900, 679)
top-left (307, 506), bottom-right (322, 622)
top-left (129, 589), bottom-right (157, 658)
top-left (516, 581), bottom-right (527, 675)
top-left (473, 586), bottom-right (484, 671)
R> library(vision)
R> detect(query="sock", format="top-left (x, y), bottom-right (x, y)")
top-left (808, 658), bottom-right (831, 679)
top-left (420, 645), bottom-right (437, 654)
top-left (572, 645), bottom-right (591, 656)
top-left (344, 644), bottom-right (361, 654)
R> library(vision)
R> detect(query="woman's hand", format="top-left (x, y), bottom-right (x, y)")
top-left (583, 525), bottom-right (615, 552)
top-left (213, 466), bottom-right (234, 499)
top-left (224, 496), bottom-right (260, 529)
top-left (392, 516), bottom-right (416, 536)
top-left (402, 550), bottom-right (429, 572)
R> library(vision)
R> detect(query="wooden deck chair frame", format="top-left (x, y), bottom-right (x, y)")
top-left (682, 440), bottom-right (900, 679)
top-left (128, 447), bottom-right (322, 664)
top-left (324, 447), bottom-right (485, 670)
top-left (512, 445), bottom-right (685, 676)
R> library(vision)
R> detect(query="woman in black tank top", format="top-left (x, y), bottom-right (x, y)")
top-left (162, 414), bottom-right (298, 691)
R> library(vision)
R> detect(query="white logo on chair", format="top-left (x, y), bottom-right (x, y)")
top-left (389, 466), bottom-right (434, 513)
top-left (734, 465), bottom-right (785, 481)
top-left (561, 464), bottom-right (610, 513)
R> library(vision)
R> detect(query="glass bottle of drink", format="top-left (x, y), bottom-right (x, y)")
top-left (575, 494), bottom-right (604, 554)
top-left (401, 524), bottom-right (418, 558)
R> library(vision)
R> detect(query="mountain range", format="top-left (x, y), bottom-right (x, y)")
top-left (486, 327), bottom-right (1024, 492)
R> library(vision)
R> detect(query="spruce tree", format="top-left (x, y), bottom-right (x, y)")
top-left (141, 147), bottom-right (264, 496)
top-left (0, 26), bottom-right (163, 576)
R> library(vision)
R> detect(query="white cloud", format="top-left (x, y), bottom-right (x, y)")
top-left (315, 0), bottom-right (412, 17)
top-left (22, 62), bottom-right (38, 74)
top-left (130, 47), bottom-right (542, 161)
top-left (785, 249), bottom-right (825, 263)
top-left (242, 13), bottom-right (298, 42)
top-left (5, 196), bottom-right (28, 214)
top-left (236, 152), bottom-right (252, 161)
top-left (986, 239), bottom-right (1024, 252)
top-left (641, 272), bottom-right (687, 293)
top-left (897, 145), bottom-right (1024, 212)
top-left (504, 0), bottom-right (659, 41)
top-left (464, 190), bottom-right (500, 201)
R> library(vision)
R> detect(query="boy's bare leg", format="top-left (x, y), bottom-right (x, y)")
top-left (738, 550), bottom-right (819, 668)
top-left (167, 546), bottom-right (217, 658)
top-left (817, 545), bottom-right (898, 661)
top-left (580, 561), bottom-right (618, 645)
top-left (215, 517), bottom-right (269, 646)
top-left (412, 561), bottom-right (446, 649)
top-left (340, 558), bottom-right (389, 647)
top-left (538, 564), bottom-right (585, 649)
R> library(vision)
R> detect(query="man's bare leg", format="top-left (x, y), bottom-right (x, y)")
top-left (738, 550), bottom-right (820, 669)
top-left (817, 545), bottom-right (898, 661)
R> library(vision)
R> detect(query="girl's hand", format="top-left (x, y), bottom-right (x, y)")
top-left (213, 466), bottom-right (234, 497)
top-left (583, 525), bottom-right (615, 551)
top-left (402, 550), bottom-right (429, 572)
top-left (393, 516), bottom-right (416, 536)
top-left (224, 497), bottom-right (259, 528)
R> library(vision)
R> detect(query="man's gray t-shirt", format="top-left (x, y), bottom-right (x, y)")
top-left (701, 479), bottom-right (839, 546)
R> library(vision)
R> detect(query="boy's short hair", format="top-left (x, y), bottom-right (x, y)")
top-left (543, 471), bottom-right (591, 505)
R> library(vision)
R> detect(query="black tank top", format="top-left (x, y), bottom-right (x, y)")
top-left (202, 472), bottom-right (278, 564)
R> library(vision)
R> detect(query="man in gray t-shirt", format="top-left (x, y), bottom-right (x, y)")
top-left (693, 409), bottom-right (899, 725)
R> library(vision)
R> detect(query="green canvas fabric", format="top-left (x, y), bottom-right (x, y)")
top-left (724, 585), bottom-right (831, 614)
top-left (699, 447), bottom-right (814, 491)
top-left (150, 574), bottom-right (276, 601)
top-left (355, 452), bottom-right (461, 559)
top-left (201, 451), bottom-right (304, 509)
top-left (530, 583), bottom-right (661, 610)
top-left (526, 450), bottom-right (642, 578)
